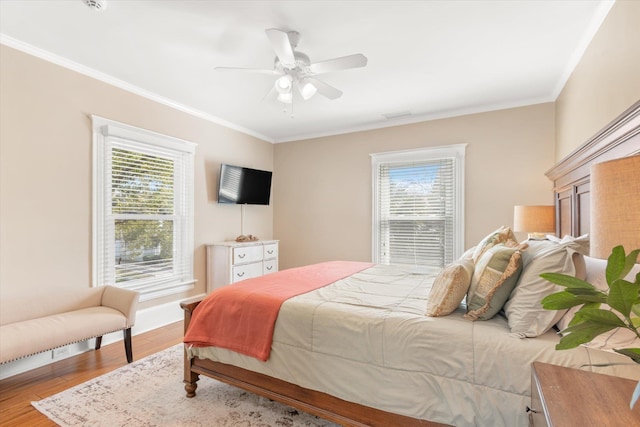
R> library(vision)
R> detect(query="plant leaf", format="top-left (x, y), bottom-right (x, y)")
top-left (608, 279), bottom-right (640, 318)
top-left (541, 292), bottom-right (585, 310)
top-left (556, 321), bottom-right (618, 350)
top-left (606, 246), bottom-right (627, 286)
top-left (567, 303), bottom-right (601, 326)
top-left (621, 249), bottom-right (640, 279)
top-left (615, 348), bottom-right (640, 364)
top-left (605, 246), bottom-right (639, 286)
top-left (573, 308), bottom-right (626, 327)
top-left (540, 273), bottom-right (595, 289)
top-left (564, 288), bottom-right (608, 303)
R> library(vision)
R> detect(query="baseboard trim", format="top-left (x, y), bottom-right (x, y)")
top-left (0, 293), bottom-right (204, 380)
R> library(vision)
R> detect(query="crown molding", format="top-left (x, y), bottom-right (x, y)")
top-left (0, 34), bottom-right (274, 143)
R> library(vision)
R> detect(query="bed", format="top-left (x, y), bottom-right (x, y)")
top-left (181, 101), bottom-right (640, 427)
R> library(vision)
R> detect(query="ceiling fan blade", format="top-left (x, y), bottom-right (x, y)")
top-left (261, 86), bottom-right (276, 102)
top-left (309, 53), bottom-right (368, 75)
top-left (215, 66), bottom-right (280, 75)
top-left (265, 28), bottom-right (296, 67)
top-left (306, 77), bottom-right (342, 100)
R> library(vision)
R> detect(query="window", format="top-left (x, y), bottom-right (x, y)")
top-left (92, 116), bottom-right (196, 301)
top-left (371, 144), bottom-right (466, 270)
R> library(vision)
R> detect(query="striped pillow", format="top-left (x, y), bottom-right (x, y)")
top-left (465, 243), bottom-right (527, 321)
top-left (471, 226), bottom-right (518, 262)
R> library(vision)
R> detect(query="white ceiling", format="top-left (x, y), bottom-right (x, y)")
top-left (0, 0), bottom-right (613, 143)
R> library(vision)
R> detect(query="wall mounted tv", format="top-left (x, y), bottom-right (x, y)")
top-left (217, 164), bottom-right (273, 205)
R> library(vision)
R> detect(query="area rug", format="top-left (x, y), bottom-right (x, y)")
top-left (32, 344), bottom-right (338, 426)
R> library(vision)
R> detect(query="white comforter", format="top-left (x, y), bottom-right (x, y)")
top-left (188, 264), bottom-right (640, 427)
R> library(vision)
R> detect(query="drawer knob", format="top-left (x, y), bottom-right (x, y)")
top-left (237, 272), bottom-right (245, 277)
top-left (238, 253), bottom-right (246, 259)
top-left (267, 250), bottom-right (274, 254)
top-left (266, 266), bottom-right (273, 271)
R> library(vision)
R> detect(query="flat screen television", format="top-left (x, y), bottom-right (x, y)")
top-left (217, 164), bottom-right (273, 205)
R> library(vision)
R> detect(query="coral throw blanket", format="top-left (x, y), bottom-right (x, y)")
top-left (184, 261), bottom-right (373, 361)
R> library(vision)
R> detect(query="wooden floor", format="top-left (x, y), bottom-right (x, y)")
top-left (0, 321), bottom-right (184, 427)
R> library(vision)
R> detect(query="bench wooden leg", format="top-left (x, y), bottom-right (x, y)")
top-left (123, 327), bottom-right (133, 363)
top-left (95, 336), bottom-right (103, 350)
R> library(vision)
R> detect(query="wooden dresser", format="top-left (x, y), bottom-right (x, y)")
top-left (530, 362), bottom-right (640, 426)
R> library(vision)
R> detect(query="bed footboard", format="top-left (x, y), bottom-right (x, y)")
top-left (180, 298), bottom-right (201, 398)
top-left (180, 298), bottom-right (447, 427)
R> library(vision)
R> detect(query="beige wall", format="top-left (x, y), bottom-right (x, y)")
top-left (274, 104), bottom-right (555, 269)
top-left (555, 0), bottom-right (640, 161)
top-left (2, 0), bottom-right (637, 308)
top-left (273, 0), bottom-right (640, 270)
top-left (0, 45), bottom-right (274, 309)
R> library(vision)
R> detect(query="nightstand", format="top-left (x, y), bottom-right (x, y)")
top-left (530, 362), bottom-right (640, 426)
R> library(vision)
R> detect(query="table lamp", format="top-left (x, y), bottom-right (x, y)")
top-left (513, 205), bottom-right (556, 240)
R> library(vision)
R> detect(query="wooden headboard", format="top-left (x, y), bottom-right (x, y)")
top-left (545, 100), bottom-right (640, 238)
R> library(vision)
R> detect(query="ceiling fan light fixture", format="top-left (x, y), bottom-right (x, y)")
top-left (275, 75), bottom-right (293, 94)
top-left (217, 28), bottom-right (367, 109)
top-left (298, 78), bottom-right (317, 100)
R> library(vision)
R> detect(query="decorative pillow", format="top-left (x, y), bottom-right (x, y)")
top-left (459, 246), bottom-right (476, 262)
top-left (471, 226), bottom-right (518, 263)
top-left (504, 236), bottom-right (589, 337)
top-left (464, 243), bottom-right (527, 321)
top-left (426, 259), bottom-right (474, 317)
top-left (556, 256), bottom-right (640, 351)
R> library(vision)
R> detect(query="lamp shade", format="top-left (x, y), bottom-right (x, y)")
top-left (514, 205), bottom-right (555, 238)
top-left (276, 92), bottom-right (293, 104)
top-left (590, 155), bottom-right (640, 261)
top-left (298, 78), bottom-right (317, 100)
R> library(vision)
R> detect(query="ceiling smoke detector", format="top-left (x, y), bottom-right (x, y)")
top-left (83, 0), bottom-right (107, 11)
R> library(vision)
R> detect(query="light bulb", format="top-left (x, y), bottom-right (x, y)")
top-left (275, 75), bottom-right (293, 94)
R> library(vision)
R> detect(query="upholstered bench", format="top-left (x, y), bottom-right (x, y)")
top-left (0, 286), bottom-right (139, 365)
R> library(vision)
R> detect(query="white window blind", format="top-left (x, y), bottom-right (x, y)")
top-left (92, 116), bottom-right (196, 301)
top-left (372, 145), bottom-right (466, 269)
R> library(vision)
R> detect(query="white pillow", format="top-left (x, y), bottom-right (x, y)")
top-left (504, 236), bottom-right (588, 338)
top-left (556, 256), bottom-right (640, 351)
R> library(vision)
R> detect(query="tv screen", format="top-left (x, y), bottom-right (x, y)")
top-left (218, 164), bottom-right (272, 205)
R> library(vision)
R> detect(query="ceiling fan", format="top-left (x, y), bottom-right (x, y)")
top-left (216, 28), bottom-right (367, 105)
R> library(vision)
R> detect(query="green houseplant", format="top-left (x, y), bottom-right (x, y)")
top-left (541, 245), bottom-right (640, 408)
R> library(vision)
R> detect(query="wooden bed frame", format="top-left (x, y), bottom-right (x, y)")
top-left (546, 100), bottom-right (640, 237)
top-left (180, 299), bottom-right (444, 427)
top-left (181, 100), bottom-right (640, 427)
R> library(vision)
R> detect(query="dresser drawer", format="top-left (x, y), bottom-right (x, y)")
top-left (263, 258), bottom-right (278, 275)
top-left (207, 240), bottom-right (279, 292)
top-left (232, 262), bottom-right (263, 283)
top-left (263, 243), bottom-right (278, 259)
top-left (233, 245), bottom-right (263, 265)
